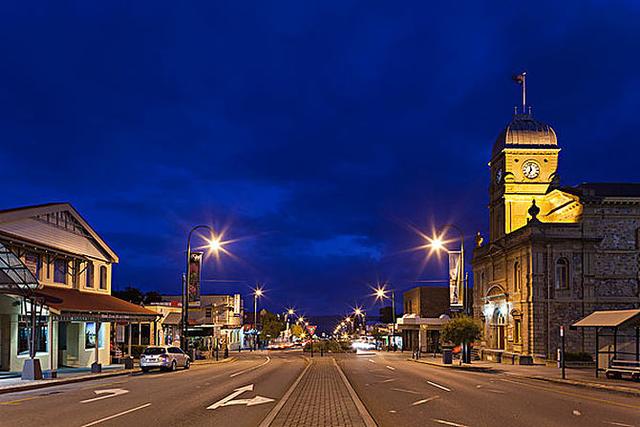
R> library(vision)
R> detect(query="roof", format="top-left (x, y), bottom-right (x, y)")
top-left (492, 112), bottom-right (558, 158)
top-left (36, 287), bottom-right (158, 322)
top-left (562, 183), bottom-right (640, 200)
top-left (572, 309), bottom-right (640, 328)
top-left (0, 241), bottom-right (41, 296)
top-left (163, 312), bottom-right (182, 325)
top-left (0, 203), bottom-right (118, 263)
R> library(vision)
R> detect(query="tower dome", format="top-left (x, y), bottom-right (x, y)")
top-left (492, 112), bottom-right (557, 158)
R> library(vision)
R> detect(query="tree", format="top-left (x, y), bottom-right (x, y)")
top-left (290, 324), bottom-right (304, 338)
top-left (113, 286), bottom-right (145, 304)
top-left (440, 315), bottom-right (482, 363)
top-left (259, 310), bottom-right (285, 342)
top-left (144, 291), bottom-right (163, 305)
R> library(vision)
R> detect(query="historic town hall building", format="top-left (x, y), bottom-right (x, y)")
top-left (472, 106), bottom-right (640, 364)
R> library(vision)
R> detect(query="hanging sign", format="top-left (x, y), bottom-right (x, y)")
top-left (449, 250), bottom-right (463, 308)
top-left (188, 252), bottom-right (203, 307)
top-left (306, 325), bottom-right (317, 336)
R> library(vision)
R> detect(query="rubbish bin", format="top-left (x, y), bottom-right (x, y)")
top-left (123, 356), bottom-right (134, 369)
top-left (442, 348), bottom-right (453, 365)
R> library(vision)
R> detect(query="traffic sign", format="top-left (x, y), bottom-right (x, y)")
top-left (306, 325), bottom-right (317, 335)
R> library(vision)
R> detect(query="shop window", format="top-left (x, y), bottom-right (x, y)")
top-left (85, 262), bottom-right (94, 288)
top-left (514, 319), bottom-right (522, 344)
top-left (555, 258), bottom-right (570, 290)
top-left (54, 259), bottom-right (67, 284)
top-left (84, 322), bottom-right (104, 349)
top-left (99, 265), bottom-right (107, 290)
top-left (18, 316), bottom-right (48, 355)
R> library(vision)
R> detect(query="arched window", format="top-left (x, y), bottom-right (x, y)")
top-left (99, 265), bottom-right (108, 290)
top-left (555, 258), bottom-right (569, 290)
top-left (513, 261), bottom-right (522, 291)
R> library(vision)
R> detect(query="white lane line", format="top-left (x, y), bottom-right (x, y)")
top-left (80, 403), bottom-right (151, 427)
top-left (485, 389), bottom-right (505, 394)
top-left (432, 419), bottom-right (468, 427)
top-left (573, 410), bottom-right (582, 416)
top-left (230, 357), bottom-right (271, 378)
top-left (381, 378), bottom-right (396, 383)
top-left (386, 365), bottom-right (396, 371)
top-left (368, 359), bottom-right (376, 364)
top-left (604, 422), bottom-right (634, 427)
top-left (427, 380), bottom-right (451, 392)
top-left (412, 395), bottom-right (439, 406)
top-left (391, 388), bottom-right (420, 395)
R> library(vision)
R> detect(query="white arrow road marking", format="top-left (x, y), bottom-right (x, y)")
top-left (207, 384), bottom-right (275, 410)
top-left (81, 389), bottom-right (129, 404)
top-left (426, 380), bottom-right (451, 392)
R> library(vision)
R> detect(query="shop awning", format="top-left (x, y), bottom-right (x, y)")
top-left (0, 241), bottom-right (41, 297)
top-left (163, 312), bottom-right (182, 325)
top-left (36, 287), bottom-right (159, 322)
top-left (572, 309), bottom-right (640, 328)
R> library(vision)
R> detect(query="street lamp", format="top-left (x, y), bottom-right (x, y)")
top-left (286, 308), bottom-right (295, 340)
top-left (374, 285), bottom-right (396, 351)
top-left (352, 307), bottom-right (365, 336)
top-left (429, 224), bottom-right (471, 363)
top-left (252, 286), bottom-right (264, 350)
top-left (182, 225), bottom-right (227, 352)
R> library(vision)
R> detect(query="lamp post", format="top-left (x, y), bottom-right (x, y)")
top-left (374, 286), bottom-right (396, 351)
top-left (182, 225), bottom-right (224, 352)
top-left (253, 286), bottom-right (263, 350)
top-left (286, 308), bottom-right (295, 341)
top-left (430, 224), bottom-right (471, 363)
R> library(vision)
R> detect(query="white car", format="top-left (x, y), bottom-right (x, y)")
top-left (140, 346), bottom-right (190, 372)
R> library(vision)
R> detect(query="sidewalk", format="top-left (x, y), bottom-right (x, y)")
top-left (267, 358), bottom-right (375, 427)
top-left (410, 355), bottom-right (640, 396)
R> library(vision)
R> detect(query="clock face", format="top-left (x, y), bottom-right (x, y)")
top-left (495, 168), bottom-right (503, 184)
top-left (522, 160), bottom-right (540, 179)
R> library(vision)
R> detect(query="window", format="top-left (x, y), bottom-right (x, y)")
top-left (24, 252), bottom-right (41, 279)
top-left (514, 319), bottom-right (522, 344)
top-left (54, 259), bottom-right (67, 284)
top-left (99, 265), bottom-right (107, 290)
top-left (513, 261), bottom-right (522, 292)
top-left (85, 262), bottom-right (94, 288)
top-left (18, 316), bottom-right (48, 355)
top-left (555, 258), bottom-right (570, 290)
top-left (84, 322), bottom-right (104, 349)
top-left (143, 347), bottom-right (166, 355)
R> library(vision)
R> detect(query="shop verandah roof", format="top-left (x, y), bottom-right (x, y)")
top-left (36, 286), bottom-right (159, 323)
top-left (572, 309), bottom-right (640, 329)
top-left (0, 241), bottom-right (41, 297)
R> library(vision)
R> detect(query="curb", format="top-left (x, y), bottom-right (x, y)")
top-left (408, 358), bottom-right (494, 373)
top-left (507, 373), bottom-right (640, 397)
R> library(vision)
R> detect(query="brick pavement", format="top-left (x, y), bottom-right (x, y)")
top-left (270, 358), bottom-right (368, 427)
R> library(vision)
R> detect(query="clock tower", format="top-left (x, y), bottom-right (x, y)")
top-left (488, 110), bottom-right (560, 242)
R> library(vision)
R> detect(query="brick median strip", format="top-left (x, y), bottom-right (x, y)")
top-left (262, 357), bottom-right (377, 427)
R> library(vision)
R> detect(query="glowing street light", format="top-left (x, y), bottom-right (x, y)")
top-left (253, 286), bottom-right (265, 350)
top-left (373, 284), bottom-right (396, 351)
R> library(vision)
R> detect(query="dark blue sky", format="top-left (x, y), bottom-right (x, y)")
top-left (2, 2), bottom-right (640, 316)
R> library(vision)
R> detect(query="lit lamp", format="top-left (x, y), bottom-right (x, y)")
top-left (374, 285), bottom-right (396, 351)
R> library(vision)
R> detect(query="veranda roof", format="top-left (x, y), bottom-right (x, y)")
top-left (572, 309), bottom-right (640, 328)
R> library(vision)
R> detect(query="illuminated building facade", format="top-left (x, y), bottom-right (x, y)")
top-left (472, 108), bottom-right (640, 364)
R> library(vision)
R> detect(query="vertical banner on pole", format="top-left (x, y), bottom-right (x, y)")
top-left (449, 250), bottom-right (463, 308)
top-left (188, 252), bottom-right (202, 308)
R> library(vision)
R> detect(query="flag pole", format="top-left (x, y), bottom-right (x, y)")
top-left (522, 71), bottom-right (527, 113)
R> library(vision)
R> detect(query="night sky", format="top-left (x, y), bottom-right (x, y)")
top-left (2, 2), bottom-right (640, 317)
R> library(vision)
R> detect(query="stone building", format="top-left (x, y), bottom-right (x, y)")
top-left (397, 286), bottom-right (450, 353)
top-left (472, 108), bottom-right (640, 364)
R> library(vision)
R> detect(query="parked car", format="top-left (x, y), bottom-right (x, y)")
top-left (140, 346), bottom-right (191, 372)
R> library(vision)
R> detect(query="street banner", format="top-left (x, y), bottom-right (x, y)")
top-left (449, 250), bottom-right (463, 308)
top-left (188, 252), bottom-right (203, 307)
top-left (306, 325), bottom-right (317, 336)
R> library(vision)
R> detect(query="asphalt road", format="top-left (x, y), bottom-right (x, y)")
top-left (337, 351), bottom-right (640, 427)
top-left (1, 350), bottom-right (639, 427)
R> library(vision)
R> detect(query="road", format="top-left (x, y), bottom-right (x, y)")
top-left (0, 350), bottom-right (638, 427)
